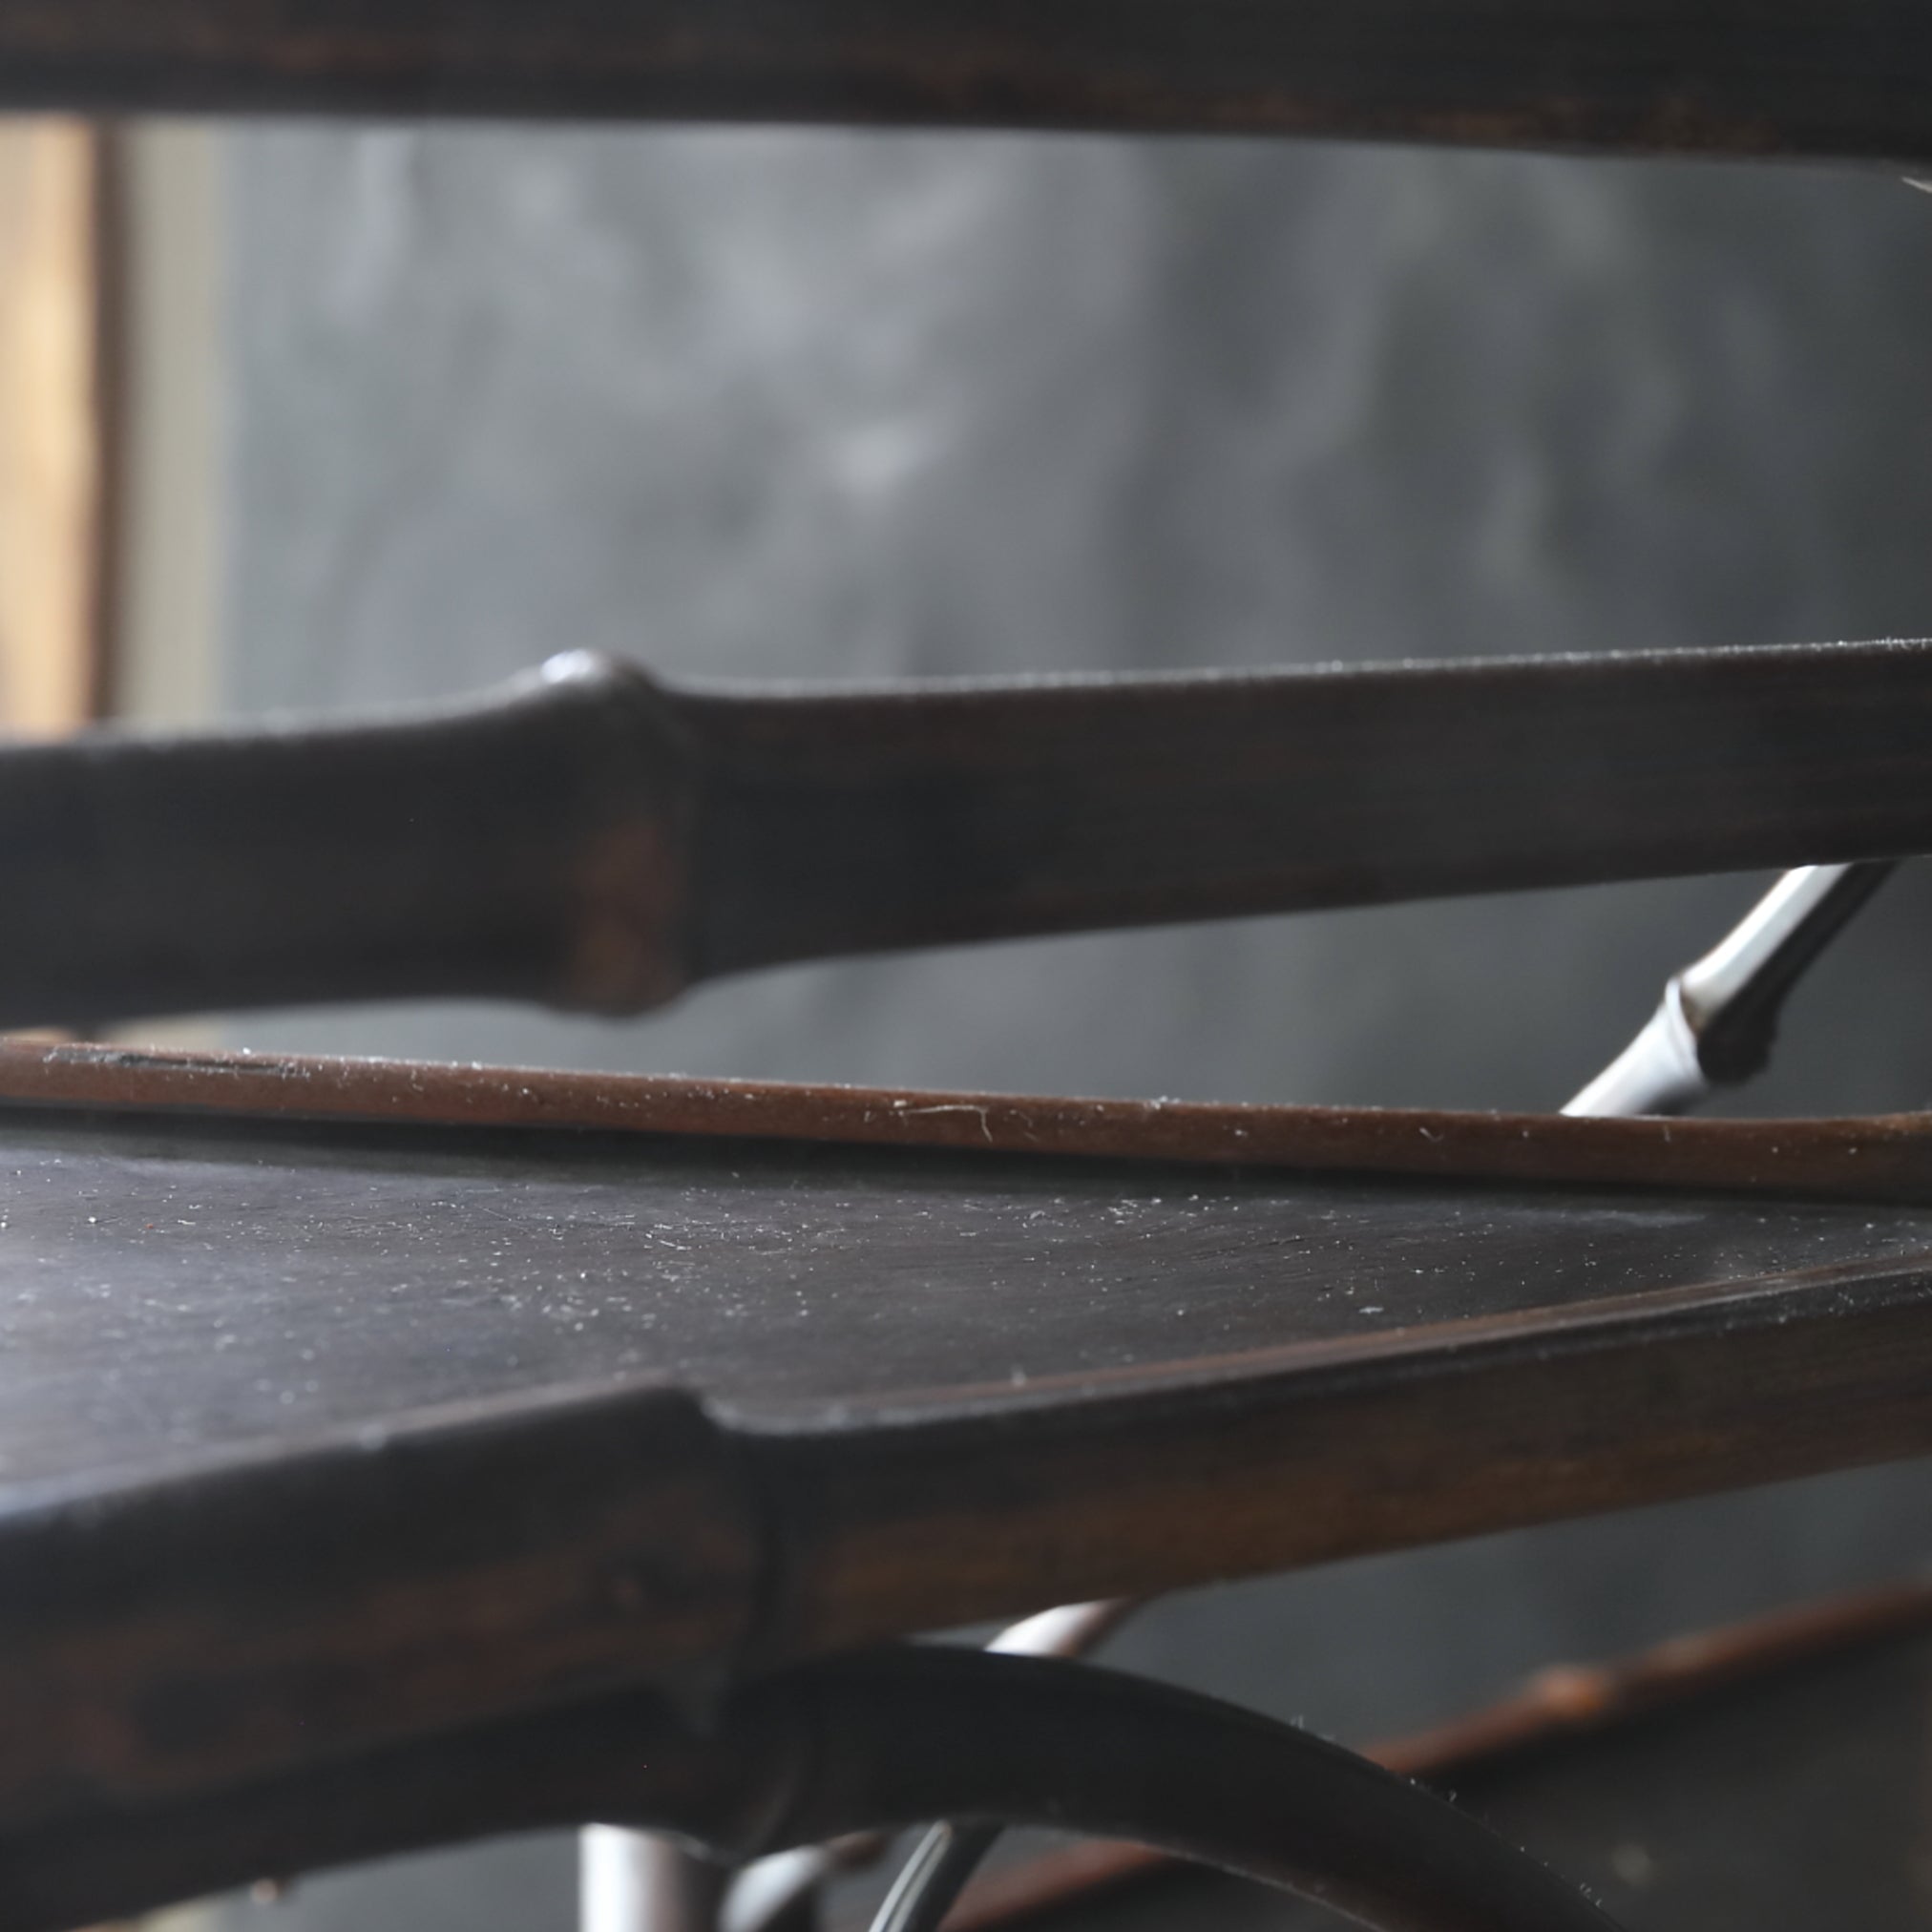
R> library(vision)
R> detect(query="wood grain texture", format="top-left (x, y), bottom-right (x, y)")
top-left (751, 1254), bottom-right (1932, 1659)
top-left (0, 1379), bottom-right (760, 1823)
top-left (0, 0), bottom-right (1925, 158)
top-left (15, 641), bottom-right (1932, 1029)
top-left (3, 1050), bottom-right (1932, 1826)
top-left (0, 119), bottom-right (109, 736)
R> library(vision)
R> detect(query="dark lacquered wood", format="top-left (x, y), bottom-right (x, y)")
top-left (14, 643), bottom-right (1932, 1030)
top-left (0, 1648), bottom-right (1626, 1932)
top-left (5, 1047), bottom-right (1932, 1837)
top-left (0, 0), bottom-right (1929, 161)
top-left (0, 1378), bottom-right (759, 1823)
top-left (757, 1250), bottom-right (1932, 1662)
top-left (682, 642), bottom-right (1932, 977)
top-left (7, 1059), bottom-right (1932, 1484)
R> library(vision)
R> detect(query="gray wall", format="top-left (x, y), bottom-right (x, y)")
top-left (216, 128), bottom-right (1932, 1930)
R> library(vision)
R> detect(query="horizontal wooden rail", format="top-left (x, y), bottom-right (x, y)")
top-left (10, 640), bottom-right (1932, 1030)
top-left (5, 1040), bottom-right (1932, 1206)
top-left (0, 0), bottom-right (1927, 159)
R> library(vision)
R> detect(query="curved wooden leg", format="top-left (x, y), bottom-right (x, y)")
top-left (0, 1648), bottom-right (1621, 1932)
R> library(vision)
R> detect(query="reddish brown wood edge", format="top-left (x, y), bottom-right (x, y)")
top-left (6, 1040), bottom-right (1932, 1204)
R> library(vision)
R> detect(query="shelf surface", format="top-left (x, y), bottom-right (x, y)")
top-left (3, 1088), bottom-right (1932, 1495)
top-left (4, 1042), bottom-right (1932, 1847)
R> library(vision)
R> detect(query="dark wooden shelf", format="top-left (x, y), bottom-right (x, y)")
top-left (3, 1042), bottom-right (1931, 1851)
top-left (12, 1066), bottom-right (1932, 1485)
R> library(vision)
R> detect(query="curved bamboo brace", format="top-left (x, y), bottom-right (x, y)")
top-left (0, 1648), bottom-right (1619, 1932)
